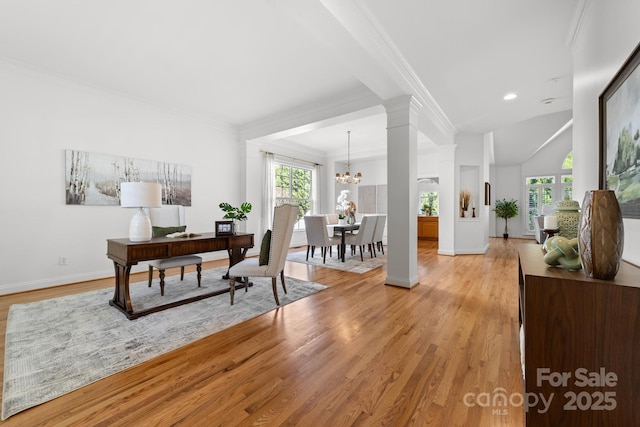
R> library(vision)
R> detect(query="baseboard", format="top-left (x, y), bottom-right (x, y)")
top-left (0, 250), bottom-right (240, 296)
top-left (0, 269), bottom-right (116, 296)
top-left (384, 274), bottom-right (419, 288)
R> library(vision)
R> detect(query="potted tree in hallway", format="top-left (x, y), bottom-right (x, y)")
top-left (494, 198), bottom-right (519, 239)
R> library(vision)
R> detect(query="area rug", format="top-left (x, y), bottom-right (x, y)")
top-left (287, 247), bottom-right (386, 273)
top-left (2, 267), bottom-right (326, 420)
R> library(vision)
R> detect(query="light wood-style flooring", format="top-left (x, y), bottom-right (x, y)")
top-left (0, 238), bottom-right (532, 426)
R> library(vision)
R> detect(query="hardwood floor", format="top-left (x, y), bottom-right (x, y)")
top-left (0, 238), bottom-right (531, 426)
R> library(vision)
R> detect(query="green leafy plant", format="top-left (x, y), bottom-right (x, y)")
top-left (219, 202), bottom-right (252, 221)
top-left (493, 198), bottom-right (519, 238)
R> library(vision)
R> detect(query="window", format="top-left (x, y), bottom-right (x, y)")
top-left (561, 151), bottom-right (573, 200)
top-left (524, 152), bottom-right (574, 232)
top-left (562, 151), bottom-right (573, 170)
top-left (561, 175), bottom-right (573, 200)
top-left (419, 192), bottom-right (439, 216)
top-left (274, 162), bottom-right (313, 229)
top-left (526, 176), bottom-right (555, 232)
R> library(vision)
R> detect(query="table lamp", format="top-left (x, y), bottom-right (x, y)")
top-left (120, 182), bottom-right (162, 241)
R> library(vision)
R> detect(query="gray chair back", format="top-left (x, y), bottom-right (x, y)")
top-left (372, 214), bottom-right (386, 244)
top-left (304, 215), bottom-right (331, 246)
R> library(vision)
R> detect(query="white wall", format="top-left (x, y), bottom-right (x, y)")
top-left (521, 128), bottom-right (572, 178)
top-left (493, 165), bottom-right (523, 237)
top-left (0, 60), bottom-right (241, 294)
top-left (572, 0), bottom-right (640, 266)
top-left (454, 133), bottom-right (489, 253)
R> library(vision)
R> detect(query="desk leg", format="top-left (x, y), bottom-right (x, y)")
top-left (109, 261), bottom-right (135, 318)
top-left (222, 247), bottom-right (250, 282)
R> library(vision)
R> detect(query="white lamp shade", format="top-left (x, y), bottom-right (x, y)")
top-left (120, 182), bottom-right (162, 208)
top-left (544, 215), bottom-right (558, 230)
top-left (120, 182), bottom-right (161, 241)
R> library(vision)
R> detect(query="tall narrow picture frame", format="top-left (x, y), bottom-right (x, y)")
top-left (484, 182), bottom-right (491, 206)
top-left (599, 41), bottom-right (640, 219)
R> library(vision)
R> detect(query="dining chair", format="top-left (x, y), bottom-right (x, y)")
top-left (372, 214), bottom-right (386, 255)
top-left (228, 204), bottom-right (298, 306)
top-left (344, 215), bottom-right (377, 261)
top-left (303, 215), bottom-right (341, 263)
top-left (147, 205), bottom-right (202, 296)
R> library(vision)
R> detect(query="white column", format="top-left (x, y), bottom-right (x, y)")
top-left (437, 144), bottom-right (457, 256)
top-left (384, 95), bottom-right (420, 288)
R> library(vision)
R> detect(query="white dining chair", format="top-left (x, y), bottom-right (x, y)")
top-left (303, 215), bottom-right (341, 263)
top-left (372, 214), bottom-right (386, 255)
top-left (344, 215), bottom-right (377, 261)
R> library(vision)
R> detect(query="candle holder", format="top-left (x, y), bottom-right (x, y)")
top-left (472, 207), bottom-right (476, 218)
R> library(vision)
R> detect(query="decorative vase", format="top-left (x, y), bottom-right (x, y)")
top-left (338, 218), bottom-right (346, 225)
top-left (554, 196), bottom-right (580, 239)
top-left (578, 190), bottom-right (624, 280)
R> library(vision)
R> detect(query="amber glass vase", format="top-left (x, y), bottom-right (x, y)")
top-left (577, 190), bottom-right (624, 279)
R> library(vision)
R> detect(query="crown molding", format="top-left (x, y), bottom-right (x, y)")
top-left (238, 86), bottom-right (381, 142)
top-left (269, 0), bottom-right (456, 143)
top-left (566, 0), bottom-right (594, 52)
top-left (346, 0), bottom-right (456, 138)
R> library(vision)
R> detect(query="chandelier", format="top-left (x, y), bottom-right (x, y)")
top-left (335, 131), bottom-right (362, 184)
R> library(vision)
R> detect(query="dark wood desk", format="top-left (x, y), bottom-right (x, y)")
top-left (332, 224), bottom-right (359, 262)
top-left (107, 232), bottom-right (254, 319)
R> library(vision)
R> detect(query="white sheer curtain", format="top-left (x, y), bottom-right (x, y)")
top-left (312, 163), bottom-right (321, 214)
top-left (262, 152), bottom-right (275, 233)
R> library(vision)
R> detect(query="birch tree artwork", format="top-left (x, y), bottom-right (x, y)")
top-left (65, 150), bottom-right (192, 206)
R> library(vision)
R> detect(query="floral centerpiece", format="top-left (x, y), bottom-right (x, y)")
top-left (336, 190), bottom-right (352, 224)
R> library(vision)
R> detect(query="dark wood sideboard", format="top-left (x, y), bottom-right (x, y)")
top-left (518, 244), bottom-right (640, 426)
top-left (107, 232), bottom-right (254, 319)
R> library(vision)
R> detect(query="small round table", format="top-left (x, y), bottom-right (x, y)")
top-left (543, 228), bottom-right (560, 239)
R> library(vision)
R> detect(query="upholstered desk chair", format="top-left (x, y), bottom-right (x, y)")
top-left (147, 205), bottom-right (202, 296)
top-left (228, 204), bottom-right (298, 306)
top-left (344, 215), bottom-right (377, 261)
top-left (533, 215), bottom-right (546, 244)
top-left (303, 215), bottom-right (341, 263)
top-left (371, 214), bottom-right (386, 256)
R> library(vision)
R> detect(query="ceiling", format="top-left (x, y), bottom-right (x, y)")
top-left (0, 0), bottom-right (580, 165)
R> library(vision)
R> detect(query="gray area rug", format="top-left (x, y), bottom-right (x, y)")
top-left (2, 267), bottom-right (326, 420)
top-left (287, 247), bottom-right (386, 273)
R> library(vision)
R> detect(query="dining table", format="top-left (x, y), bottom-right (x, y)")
top-left (331, 223), bottom-right (360, 262)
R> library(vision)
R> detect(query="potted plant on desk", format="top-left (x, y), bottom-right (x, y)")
top-left (494, 198), bottom-right (519, 239)
top-left (219, 202), bottom-right (252, 233)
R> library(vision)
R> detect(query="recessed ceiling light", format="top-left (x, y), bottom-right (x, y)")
top-left (541, 98), bottom-right (555, 104)
top-left (503, 93), bottom-right (518, 101)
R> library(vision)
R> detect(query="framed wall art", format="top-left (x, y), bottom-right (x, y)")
top-left (484, 182), bottom-right (491, 206)
top-left (599, 41), bottom-right (640, 219)
top-left (65, 150), bottom-right (192, 206)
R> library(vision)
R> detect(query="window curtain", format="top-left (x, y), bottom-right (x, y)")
top-left (262, 152), bottom-right (275, 233)
top-left (312, 163), bottom-right (321, 214)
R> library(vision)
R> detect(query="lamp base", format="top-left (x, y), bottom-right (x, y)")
top-left (129, 208), bottom-right (152, 241)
